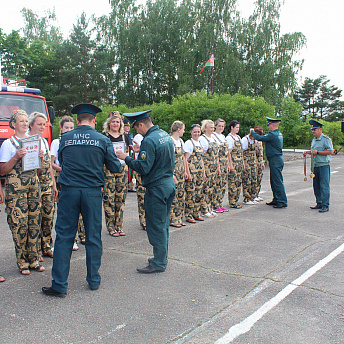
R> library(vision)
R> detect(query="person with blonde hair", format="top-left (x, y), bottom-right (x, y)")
top-left (199, 119), bottom-right (220, 217)
top-left (28, 112), bottom-right (58, 261)
top-left (102, 111), bottom-right (130, 237)
top-left (0, 110), bottom-right (45, 275)
top-left (213, 118), bottom-right (229, 212)
top-left (169, 121), bottom-right (190, 227)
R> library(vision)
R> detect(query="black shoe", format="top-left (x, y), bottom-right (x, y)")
top-left (136, 265), bottom-right (164, 274)
top-left (266, 201), bottom-right (277, 206)
top-left (319, 207), bottom-right (329, 213)
top-left (148, 257), bottom-right (152, 264)
top-left (42, 287), bottom-right (67, 298)
top-left (273, 204), bottom-right (287, 208)
top-left (310, 205), bottom-right (322, 209)
top-left (89, 285), bottom-right (99, 291)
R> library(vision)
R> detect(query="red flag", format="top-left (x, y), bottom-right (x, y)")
top-left (200, 54), bottom-right (214, 74)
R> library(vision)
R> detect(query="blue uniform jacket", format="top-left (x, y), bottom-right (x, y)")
top-left (125, 125), bottom-right (175, 187)
top-left (251, 129), bottom-right (283, 160)
top-left (58, 125), bottom-right (122, 188)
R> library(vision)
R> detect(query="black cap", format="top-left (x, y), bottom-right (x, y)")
top-left (71, 103), bottom-right (102, 117)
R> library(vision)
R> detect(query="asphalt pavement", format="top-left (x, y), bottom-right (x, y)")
top-left (0, 153), bottom-right (343, 344)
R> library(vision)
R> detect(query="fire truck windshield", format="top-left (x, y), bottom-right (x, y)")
top-left (0, 94), bottom-right (47, 120)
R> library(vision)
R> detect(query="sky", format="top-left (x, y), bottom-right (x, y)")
top-left (1, 0), bottom-right (344, 94)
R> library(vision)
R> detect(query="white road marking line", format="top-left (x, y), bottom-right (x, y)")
top-left (215, 242), bottom-right (344, 344)
top-left (331, 171), bottom-right (338, 174)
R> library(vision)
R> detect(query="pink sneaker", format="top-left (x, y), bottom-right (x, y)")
top-left (221, 207), bottom-right (229, 212)
top-left (213, 208), bottom-right (224, 213)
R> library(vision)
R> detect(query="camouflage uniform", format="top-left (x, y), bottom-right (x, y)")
top-left (4, 137), bottom-right (42, 270)
top-left (185, 141), bottom-right (204, 220)
top-left (103, 165), bottom-right (128, 233)
top-left (200, 135), bottom-right (219, 214)
top-left (135, 173), bottom-right (146, 228)
top-left (255, 142), bottom-right (264, 198)
top-left (37, 138), bottom-right (54, 256)
top-left (227, 134), bottom-right (243, 207)
top-left (242, 135), bottom-right (258, 202)
top-left (213, 133), bottom-right (229, 209)
top-left (170, 139), bottom-right (185, 226)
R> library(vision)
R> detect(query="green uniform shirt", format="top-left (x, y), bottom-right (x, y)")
top-left (250, 129), bottom-right (283, 160)
top-left (58, 125), bottom-right (122, 188)
top-left (125, 125), bottom-right (175, 187)
top-left (311, 133), bottom-right (333, 167)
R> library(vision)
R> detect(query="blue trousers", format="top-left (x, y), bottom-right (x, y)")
top-left (313, 165), bottom-right (330, 208)
top-left (52, 187), bottom-right (103, 293)
top-left (144, 181), bottom-right (175, 271)
top-left (269, 156), bottom-right (288, 207)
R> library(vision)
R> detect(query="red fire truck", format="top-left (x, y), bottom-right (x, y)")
top-left (0, 78), bottom-right (55, 147)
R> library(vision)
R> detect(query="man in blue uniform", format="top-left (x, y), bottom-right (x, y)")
top-left (250, 117), bottom-right (288, 208)
top-left (303, 120), bottom-right (333, 213)
top-left (116, 110), bottom-right (175, 273)
top-left (42, 103), bottom-right (122, 297)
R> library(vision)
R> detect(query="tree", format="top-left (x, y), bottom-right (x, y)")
top-left (295, 75), bottom-right (344, 120)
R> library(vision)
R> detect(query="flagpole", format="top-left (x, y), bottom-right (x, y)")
top-left (211, 65), bottom-right (214, 95)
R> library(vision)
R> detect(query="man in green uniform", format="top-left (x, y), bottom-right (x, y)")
top-left (303, 120), bottom-right (333, 213)
top-left (250, 117), bottom-right (288, 208)
top-left (116, 110), bottom-right (175, 273)
top-left (42, 103), bottom-right (122, 297)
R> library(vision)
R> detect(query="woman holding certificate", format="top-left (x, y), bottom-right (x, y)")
top-left (28, 112), bottom-right (58, 261)
top-left (0, 110), bottom-right (45, 275)
top-left (102, 111), bottom-right (130, 237)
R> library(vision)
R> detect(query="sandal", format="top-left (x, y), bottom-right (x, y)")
top-left (109, 230), bottom-right (120, 237)
top-left (0, 275), bottom-right (5, 282)
top-left (38, 255), bottom-right (44, 262)
top-left (181, 223), bottom-right (186, 226)
top-left (20, 267), bottom-right (30, 275)
top-left (170, 224), bottom-right (182, 228)
top-left (141, 225), bottom-right (147, 231)
top-left (73, 242), bottom-right (79, 250)
top-left (80, 238), bottom-right (86, 245)
top-left (118, 230), bottom-right (126, 236)
top-left (186, 219), bottom-right (196, 223)
top-left (44, 250), bottom-right (53, 258)
top-left (230, 204), bottom-right (242, 209)
top-left (32, 265), bottom-right (45, 272)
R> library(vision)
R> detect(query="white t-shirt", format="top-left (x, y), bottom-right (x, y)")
top-left (0, 138), bottom-right (18, 162)
top-left (199, 134), bottom-right (216, 154)
top-left (133, 134), bottom-right (144, 159)
top-left (241, 136), bottom-right (255, 151)
top-left (226, 134), bottom-right (242, 152)
top-left (213, 132), bottom-right (226, 144)
top-left (171, 137), bottom-right (185, 153)
top-left (50, 138), bottom-right (60, 166)
top-left (184, 139), bottom-right (202, 159)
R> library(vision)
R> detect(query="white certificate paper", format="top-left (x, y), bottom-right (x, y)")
top-left (20, 135), bottom-right (42, 172)
top-left (113, 141), bottom-right (126, 153)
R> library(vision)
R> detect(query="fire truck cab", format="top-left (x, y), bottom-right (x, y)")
top-left (0, 78), bottom-right (55, 147)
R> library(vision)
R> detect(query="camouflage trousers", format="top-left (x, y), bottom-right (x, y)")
top-left (39, 184), bottom-right (54, 255)
top-left (228, 162), bottom-right (243, 206)
top-left (214, 169), bottom-right (228, 209)
top-left (201, 165), bottom-right (218, 214)
top-left (185, 171), bottom-right (204, 220)
top-left (170, 171), bottom-right (185, 225)
top-left (242, 162), bottom-right (257, 202)
top-left (5, 176), bottom-right (42, 270)
top-left (103, 165), bottom-right (128, 232)
top-left (255, 165), bottom-right (263, 198)
top-left (135, 173), bottom-right (146, 227)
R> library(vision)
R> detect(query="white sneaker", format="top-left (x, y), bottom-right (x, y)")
top-left (73, 242), bottom-right (79, 251)
top-left (211, 211), bottom-right (218, 217)
top-left (252, 200), bottom-right (258, 204)
top-left (243, 201), bottom-right (255, 205)
top-left (253, 197), bottom-right (260, 202)
top-left (258, 196), bottom-right (264, 201)
top-left (204, 212), bottom-right (214, 218)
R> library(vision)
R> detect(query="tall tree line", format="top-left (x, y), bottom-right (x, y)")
top-left (0, 0), bottom-right (306, 115)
